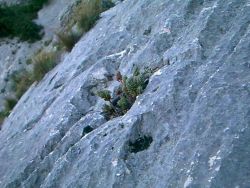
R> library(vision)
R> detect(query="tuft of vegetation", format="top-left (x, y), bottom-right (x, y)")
top-left (4, 98), bottom-right (18, 112)
top-left (0, 0), bottom-right (50, 41)
top-left (117, 96), bottom-right (130, 111)
top-left (58, 0), bottom-right (115, 51)
top-left (56, 31), bottom-right (81, 52)
top-left (97, 90), bottom-right (112, 101)
top-left (97, 68), bottom-right (152, 120)
top-left (0, 98), bottom-right (18, 126)
top-left (12, 71), bottom-right (34, 99)
top-left (32, 51), bottom-right (57, 81)
top-left (71, 0), bottom-right (114, 31)
top-left (76, 0), bottom-right (100, 32)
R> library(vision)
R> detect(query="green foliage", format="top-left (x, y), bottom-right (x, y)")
top-left (96, 67), bottom-right (151, 120)
top-left (0, 98), bottom-right (18, 126)
top-left (101, 0), bottom-right (115, 11)
top-left (125, 77), bottom-right (140, 97)
top-left (117, 96), bottom-right (130, 112)
top-left (58, 0), bottom-right (115, 51)
top-left (0, 0), bottom-right (50, 41)
top-left (4, 98), bottom-right (17, 112)
top-left (125, 74), bottom-right (147, 98)
top-left (97, 90), bottom-right (111, 101)
top-left (56, 31), bottom-right (81, 52)
top-left (102, 104), bottom-right (116, 120)
top-left (72, 0), bottom-right (114, 31)
top-left (27, 0), bottom-right (50, 12)
top-left (133, 66), bottom-right (140, 76)
top-left (12, 71), bottom-right (34, 99)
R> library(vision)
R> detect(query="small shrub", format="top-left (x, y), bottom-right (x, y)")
top-left (58, 0), bottom-right (114, 51)
top-left (0, 0), bottom-right (50, 41)
top-left (117, 96), bottom-right (130, 112)
top-left (13, 71), bottom-right (34, 99)
top-left (97, 90), bottom-right (112, 101)
top-left (101, 0), bottom-right (116, 11)
top-left (97, 68), bottom-right (152, 120)
top-left (27, 0), bottom-right (50, 12)
top-left (75, 0), bottom-right (114, 31)
top-left (76, 1), bottom-right (100, 31)
top-left (32, 51), bottom-right (57, 81)
top-left (4, 98), bottom-right (17, 112)
top-left (56, 31), bottom-right (81, 52)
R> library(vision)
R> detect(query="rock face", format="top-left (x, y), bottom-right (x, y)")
top-left (0, 0), bottom-right (249, 187)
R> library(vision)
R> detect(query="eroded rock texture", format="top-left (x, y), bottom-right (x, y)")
top-left (0, 0), bottom-right (249, 187)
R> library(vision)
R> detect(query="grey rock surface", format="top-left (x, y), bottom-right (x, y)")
top-left (36, 0), bottom-right (77, 38)
top-left (0, 39), bottom-right (40, 111)
top-left (0, 0), bottom-right (250, 187)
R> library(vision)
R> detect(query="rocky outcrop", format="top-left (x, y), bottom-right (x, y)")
top-left (0, 0), bottom-right (249, 187)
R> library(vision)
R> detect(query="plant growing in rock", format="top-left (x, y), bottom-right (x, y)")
top-left (97, 68), bottom-right (151, 120)
top-left (97, 89), bottom-right (121, 119)
top-left (32, 50), bottom-right (58, 81)
top-left (12, 71), bottom-right (34, 99)
top-left (70, 0), bottom-right (114, 31)
top-left (58, 0), bottom-right (115, 52)
top-left (4, 98), bottom-right (17, 112)
top-left (97, 90), bottom-right (112, 101)
top-left (56, 31), bottom-right (81, 52)
top-left (0, 97), bottom-right (18, 127)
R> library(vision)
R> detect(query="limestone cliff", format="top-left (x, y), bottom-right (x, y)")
top-left (0, 0), bottom-right (249, 187)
